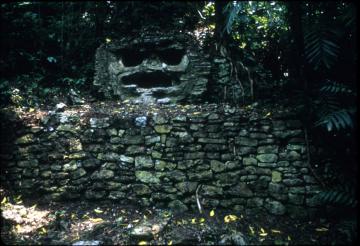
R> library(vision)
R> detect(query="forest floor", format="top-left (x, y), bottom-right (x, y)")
top-left (1, 187), bottom-right (355, 246)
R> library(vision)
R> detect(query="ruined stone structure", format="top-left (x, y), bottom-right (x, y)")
top-left (94, 28), bottom-right (211, 103)
top-left (0, 105), bottom-right (321, 218)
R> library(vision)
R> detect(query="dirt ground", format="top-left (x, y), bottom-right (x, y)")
top-left (1, 187), bottom-right (356, 246)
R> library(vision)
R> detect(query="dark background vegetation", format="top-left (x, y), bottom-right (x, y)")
top-left (0, 1), bottom-right (357, 242)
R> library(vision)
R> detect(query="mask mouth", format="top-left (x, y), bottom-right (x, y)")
top-left (121, 71), bottom-right (175, 88)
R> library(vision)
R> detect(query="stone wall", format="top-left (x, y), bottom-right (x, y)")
top-left (0, 104), bottom-right (322, 217)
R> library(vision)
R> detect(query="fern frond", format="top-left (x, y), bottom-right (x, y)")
top-left (223, 2), bottom-right (243, 34)
top-left (315, 109), bottom-right (354, 131)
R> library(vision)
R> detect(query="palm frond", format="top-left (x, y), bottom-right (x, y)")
top-left (314, 185), bottom-right (357, 208)
top-left (304, 28), bottom-right (340, 70)
top-left (320, 80), bottom-right (353, 95)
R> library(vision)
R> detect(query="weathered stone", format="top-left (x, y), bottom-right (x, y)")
top-left (257, 154), bottom-right (278, 163)
top-left (247, 198), bottom-right (263, 207)
top-left (283, 178), bottom-right (304, 186)
top-left (92, 169), bottom-right (114, 180)
top-left (85, 190), bottom-right (106, 199)
top-left (243, 157), bottom-right (257, 166)
top-left (238, 147), bottom-right (256, 155)
top-left (286, 150), bottom-right (302, 161)
top-left (145, 135), bottom-right (161, 145)
top-left (135, 156), bottom-right (153, 169)
top-left (133, 184), bottom-right (151, 195)
top-left (110, 137), bottom-right (122, 144)
top-left (17, 159), bottom-right (38, 167)
top-left (227, 183), bottom-right (253, 197)
top-left (40, 171), bottom-right (52, 178)
top-left (108, 191), bottom-right (126, 199)
top-left (106, 128), bottom-right (118, 136)
top-left (168, 200), bottom-right (188, 213)
top-left (121, 135), bottom-right (144, 145)
top-left (210, 160), bottom-right (226, 173)
top-left (235, 137), bottom-right (258, 147)
top-left (289, 187), bottom-right (306, 194)
top-left (202, 185), bottom-right (223, 196)
top-left (288, 193), bottom-right (304, 205)
top-left (175, 181), bottom-right (198, 194)
top-left (119, 155), bottom-right (134, 163)
top-left (184, 152), bottom-right (205, 160)
top-left (198, 138), bottom-right (226, 144)
top-left (97, 152), bottom-right (120, 161)
top-left (90, 117), bottom-right (110, 128)
top-left (154, 125), bottom-right (172, 134)
top-left (83, 159), bottom-right (101, 168)
top-left (271, 171), bottom-right (282, 182)
top-left (68, 152), bottom-right (87, 160)
top-left (69, 139), bottom-right (83, 152)
top-left (135, 171), bottom-right (160, 183)
top-left (15, 134), bottom-right (36, 145)
top-left (57, 124), bottom-right (80, 134)
top-left (126, 145), bottom-right (146, 155)
top-left (72, 168), bottom-right (87, 179)
top-left (257, 145), bottom-right (279, 154)
top-left (265, 200), bottom-right (286, 215)
top-left (188, 170), bottom-right (213, 181)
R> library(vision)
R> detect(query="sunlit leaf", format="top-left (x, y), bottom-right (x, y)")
top-left (1, 197), bottom-right (7, 204)
top-left (94, 209), bottom-right (103, 214)
top-left (249, 225), bottom-right (255, 235)
top-left (16, 224), bottom-right (21, 232)
top-left (199, 218), bottom-right (205, 223)
top-left (90, 218), bottom-right (104, 223)
top-left (138, 241), bottom-right (147, 245)
top-left (210, 209), bottom-right (215, 217)
top-left (287, 235), bottom-right (291, 241)
top-left (271, 229), bottom-right (282, 234)
top-left (191, 218), bottom-right (196, 224)
top-left (132, 219), bottom-right (140, 223)
top-left (168, 240), bottom-right (173, 245)
top-left (315, 227), bottom-right (329, 232)
top-left (224, 214), bottom-right (238, 223)
top-left (259, 227), bottom-right (268, 236)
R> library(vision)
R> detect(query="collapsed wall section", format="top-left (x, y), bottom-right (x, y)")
top-left (0, 104), bottom-right (322, 217)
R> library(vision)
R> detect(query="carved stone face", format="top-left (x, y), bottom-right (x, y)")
top-left (94, 30), bottom-right (210, 103)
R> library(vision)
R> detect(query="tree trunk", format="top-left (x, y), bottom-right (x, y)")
top-left (287, 2), bottom-right (307, 91)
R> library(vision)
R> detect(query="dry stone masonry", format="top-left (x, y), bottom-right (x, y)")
top-left (1, 104), bottom-right (322, 218)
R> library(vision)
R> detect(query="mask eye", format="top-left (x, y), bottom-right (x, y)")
top-left (117, 50), bottom-right (145, 67)
top-left (158, 49), bottom-right (184, 65)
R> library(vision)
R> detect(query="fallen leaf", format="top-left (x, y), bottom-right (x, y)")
top-left (315, 227), bottom-right (329, 232)
top-left (224, 214), bottom-right (238, 223)
top-left (271, 229), bottom-right (282, 234)
top-left (90, 218), bottom-right (104, 223)
top-left (209, 210), bottom-right (215, 217)
top-left (132, 219), bottom-right (140, 223)
top-left (94, 209), bottom-right (103, 214)
top-left (138, 241), bottom-right (147, 245)
top-left (259, 232), bottom-right (268, 237)
top-left (249, 226), bottom-right (255, 235)
top-left (1, 197), bottom-right (7, 204)
top-left (29, 108), bottom-right (35, 113)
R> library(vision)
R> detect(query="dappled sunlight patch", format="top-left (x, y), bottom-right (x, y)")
top-left (1, 195), bottom-right (52, 238)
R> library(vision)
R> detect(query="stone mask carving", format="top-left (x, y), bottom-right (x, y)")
top-left (94, 29), bottom-right (210, 103)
